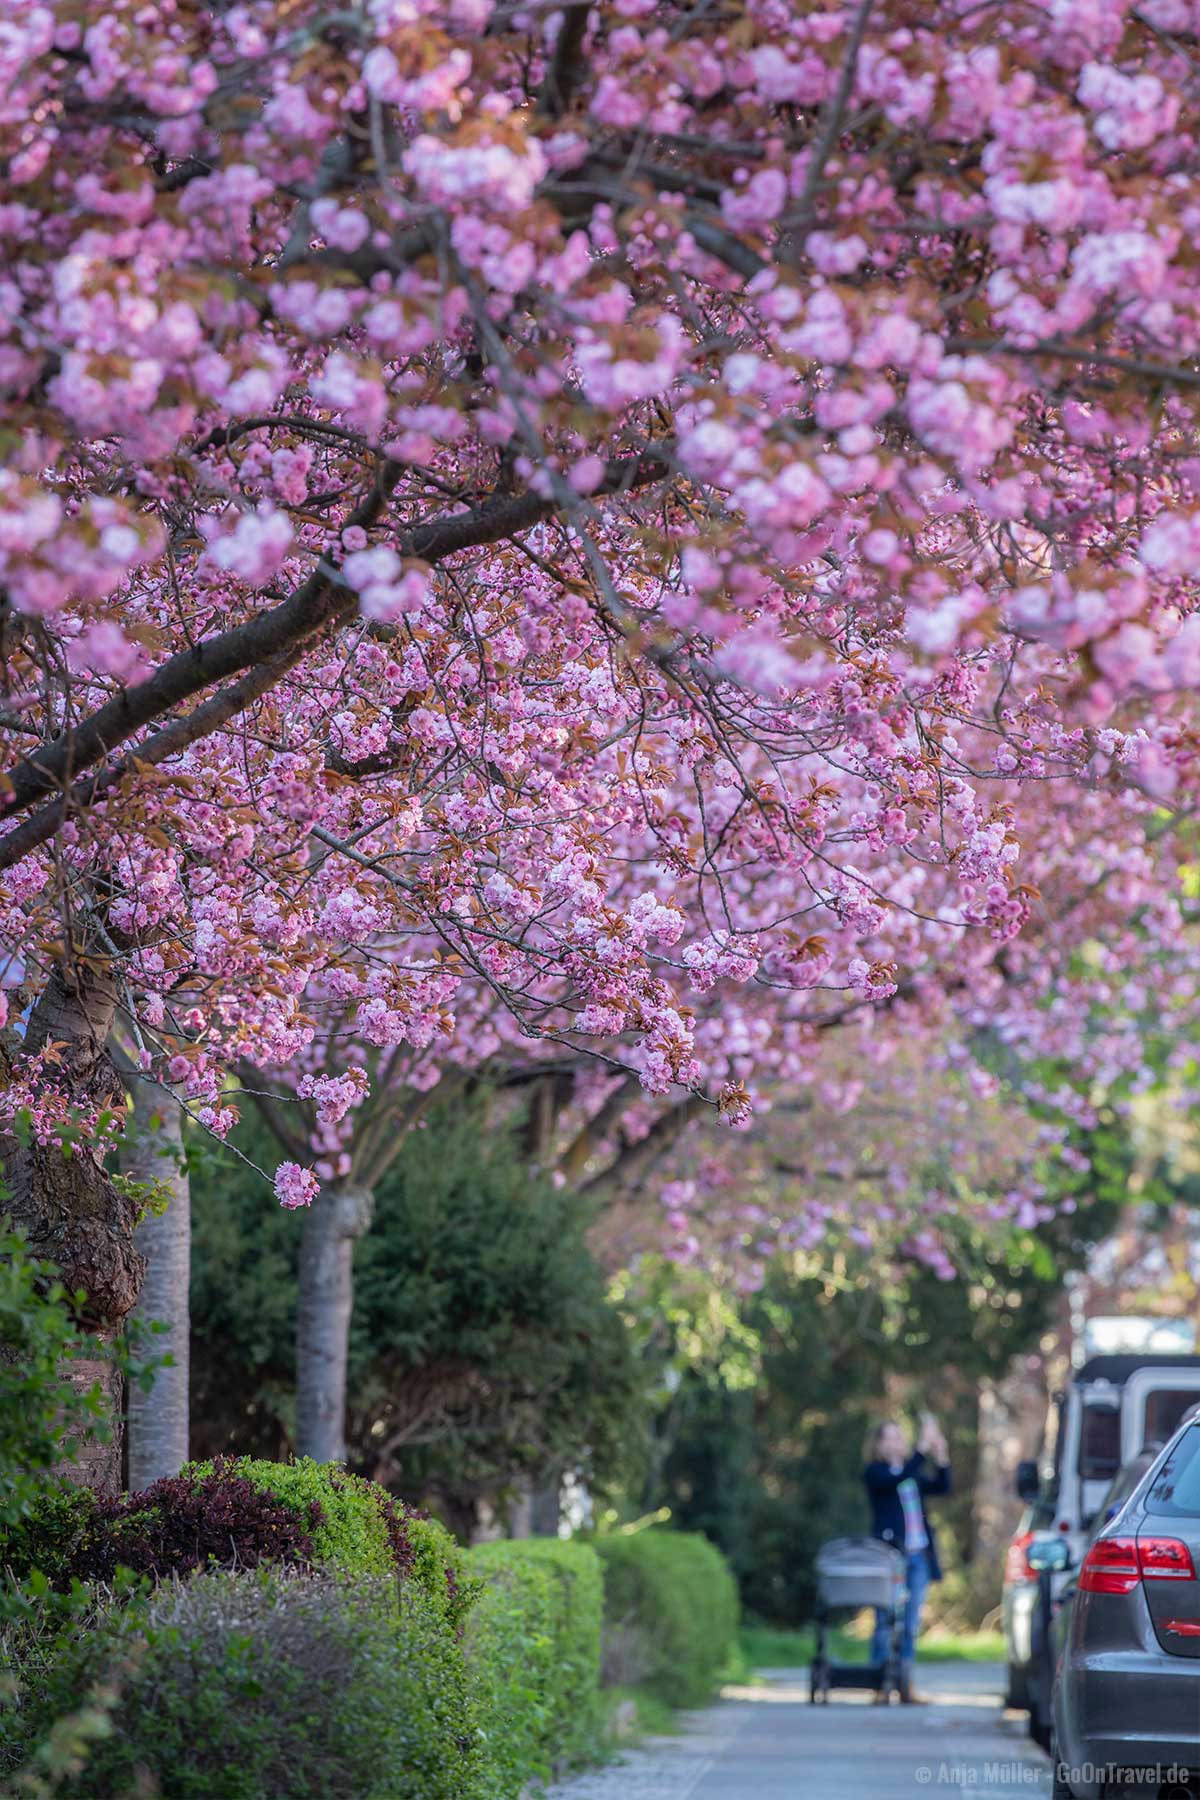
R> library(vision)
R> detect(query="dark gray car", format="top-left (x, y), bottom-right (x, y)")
top-left (1023, 1447), bottom-right (1164, 1756)
top-left (1050, 1404), bottom-right (1200, 1799)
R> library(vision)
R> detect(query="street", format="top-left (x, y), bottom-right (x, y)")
top-left (551, 1664), bottom-right (1051, 1800)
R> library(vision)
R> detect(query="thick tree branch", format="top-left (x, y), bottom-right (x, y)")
top-left (0, 643), bottom-right (306, 875)
top-left (556, 1073), bottom-right (641, 1185)
top-left (0, 476), bottom-right (395, 828)
top-left (580, 1094), bottom-right (705, 1199)
top-left (0, 451), bottom-right (668, 874)
top-left (538, 3), bottom-right (591, 118)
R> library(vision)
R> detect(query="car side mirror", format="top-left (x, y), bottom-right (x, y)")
top-left (1027, 1538), bottom-right (1072, 1574)
top-left (1015, 1459), bottom-right (1040, 1503)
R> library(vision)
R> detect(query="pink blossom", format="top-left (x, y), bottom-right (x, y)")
top-left (1164, 616), bottom-right (1200, 687)
top-left (200, 506), bottom-right (293, 583)
top-left (721, 168), bottom-right (787, 231)
top-left (310, 200), bottom-right (370, 253)
top-left (275, 1162), bottom-right (320, 1210)
top-left (298, 1068), bottom-right (369, 1124)
top-left (404, 133), bottom-right (547, 210)
top-left (66, 621), bottom-right (144, 681)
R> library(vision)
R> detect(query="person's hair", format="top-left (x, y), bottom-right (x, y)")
top-left (863, 1418), bottom-right (904, 1464)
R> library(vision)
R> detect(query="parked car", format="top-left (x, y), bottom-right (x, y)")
top-left (1022, 1446), bottom-right (1162, 1755)
top-left (1002, 1494), bottom-right (1056, 1712)
top-left (1047, 1402), bottom-right (1200, 1799)
top-left (1004, 1351), bottom-right (1200, 1718)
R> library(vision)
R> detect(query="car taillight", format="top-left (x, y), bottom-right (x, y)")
top-left (1079, 1536), bottom-right (1197, 1595)
top-left (1004, 1531), bottom-right (1035, 1585)
top-left (1139, 1537), bottom-right (1197, 1581)
top-left (1079, 1538), bottom-right (1140, 1595)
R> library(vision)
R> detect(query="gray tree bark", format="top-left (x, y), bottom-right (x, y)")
top-left (508, 1484), bottom-right (534, 1539)
top-left (125, 1076), bottom-right (190, 1490)
top-left (1, 962), bottom-right (143, 1495)
top-left (295, 1184), bottom-right (374, 1463)
top-left (531, 1481), bottom-right (562, 1537)
top-left (974, 1355), bottom-right (1049, 1562)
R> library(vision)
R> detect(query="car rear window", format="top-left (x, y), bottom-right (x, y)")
top-left (1146, 1425), bottom-right (1200, 1518)
top-left (1079, 1404), bottom-right (1121, 1481)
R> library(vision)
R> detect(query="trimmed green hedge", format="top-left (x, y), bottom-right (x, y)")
top-left (596, 1529), bottom-right (739, 1707)
top-left (0, 1457), bottom-right (470, 1631)
top-left (465, 1539), bottom-right (603, 1796)
top-left (4, 1479), bottom-right (737, 1796)
top-left (188, 1457), bottom-right (409, 1578)
top-left (1, 1461), bottom-right (480, 1799)
top-left (4, 1566), bottom-right (479, 1800)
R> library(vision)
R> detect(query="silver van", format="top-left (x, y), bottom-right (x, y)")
top-left (1021, 1355), bottom-right (1200, 1548)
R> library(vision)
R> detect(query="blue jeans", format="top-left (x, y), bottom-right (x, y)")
top-left (871, 1548), bottom-right (931, 1670)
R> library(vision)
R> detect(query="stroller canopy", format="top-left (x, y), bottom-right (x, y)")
top-left (816, 1536), bottom-right (906, 1580)
top-left (815, 1536), bottom-right (906, 1611)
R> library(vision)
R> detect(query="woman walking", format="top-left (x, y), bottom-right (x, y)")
top-left (862, 1412), bottom-right (951, 1703)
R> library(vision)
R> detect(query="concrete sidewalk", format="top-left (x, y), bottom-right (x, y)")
top-left (549, 1663), bottom-right (1050, 1800)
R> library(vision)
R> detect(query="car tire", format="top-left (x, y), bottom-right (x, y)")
top-left (1004, 1663), bottom-right (1029, 1711)
top-left (1029, 1705), bottom-right (1052, 1755)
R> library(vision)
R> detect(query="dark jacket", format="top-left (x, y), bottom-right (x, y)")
top-left (863, 1451), bottom-right (951, 1581)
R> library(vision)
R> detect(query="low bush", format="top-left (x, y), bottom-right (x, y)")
top-left (0, 1226), bottom-right (107, 1528)
top-left (595, 1529), bottom-right (739, 1708)
top-left (0, 1458), bottom-right (467, 1623)
top-left (5, 1566), bottom-right (478, 1800)
top-left (1, 1463), bottom-right (478, 1799)
top-left (465, 1539), bottom-right (603, 1796)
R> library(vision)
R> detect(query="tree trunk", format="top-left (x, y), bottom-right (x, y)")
top-left (125, 1077), bottom-right (190, 1490)
top-left (1, 962), bottom-right (142, 1494)
top-left (974, 1355), bottom-right (1049, 1563)
top-left (531, 1479), bottom-right (562, 1537)
top-left (508, 1482), bottom-right (533, 1539)
top-left (295, 1184), bottom-right (374, 1463)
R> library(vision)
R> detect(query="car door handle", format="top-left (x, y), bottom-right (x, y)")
top-left (1164, 1620), bottom-right (1200, 1636)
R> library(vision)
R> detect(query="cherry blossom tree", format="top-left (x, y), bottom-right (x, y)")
top-left (4, 0), bottom-right (1200, 1483)
top-left (260, 764), bottom-right (1186, 1465)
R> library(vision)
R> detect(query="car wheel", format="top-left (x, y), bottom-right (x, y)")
top-left (1028, 1696), bottom-right (1052, 1755)
top-left (1005, 1663), bottom-right (1029, 1711)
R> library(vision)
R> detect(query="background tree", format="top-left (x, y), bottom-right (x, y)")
top-left (189, 1098), bottom-right (644, 1537)
top-left (637, 1106), bottom-right (1138, 1626)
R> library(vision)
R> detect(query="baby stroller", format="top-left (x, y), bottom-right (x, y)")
top-left (810, 1536), bottom-right (906, 1704)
